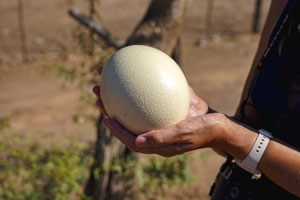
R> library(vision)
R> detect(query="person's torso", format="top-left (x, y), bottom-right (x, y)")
top-left (247, 0), bottom-right (300, 149)
top-left (235, 1), bottom-right (300, 199)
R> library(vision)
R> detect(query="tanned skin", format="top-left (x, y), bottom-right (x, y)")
top-left (93, 0), bottom-right (300, 197)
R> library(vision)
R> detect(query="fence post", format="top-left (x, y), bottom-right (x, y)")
top-left (17, 0), bottom-right (29, 62)
top-left (89, 0), bottom-right (95, 56)
top-left (205, 0), bottom-right (215, 39)
top-left (252, 0), bottom-right (262, 33)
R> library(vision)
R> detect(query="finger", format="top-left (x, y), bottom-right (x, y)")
top-left (135, 126), bottom-right (184, 148)
top-left (136, 143), bottom-right (193, 157)
top-left (92, 86), bottom-right (108, 116)
top-left (104, 119), bottom-right (194, 156)
top-left (96, 99), bottom-right (108, 116)
top-left (104, 118), bottom-right (137, 150)
top-left (98, 67), bottom-right (103, 75)
top-left (93, 86), bottom-right (100, 97)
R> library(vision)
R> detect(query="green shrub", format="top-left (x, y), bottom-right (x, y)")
top-left (0, 133), bottom-right (93, 200)
top-left (136, 155), bottom-right (194, 199)
top-left (92, 154), bottom-right (194, 199)
top-left (0, 116), bottom-right (11, 131)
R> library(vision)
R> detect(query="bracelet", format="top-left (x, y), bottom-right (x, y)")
top-left (235, 129), bottom-right (272, 175)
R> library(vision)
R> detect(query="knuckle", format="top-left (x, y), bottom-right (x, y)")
top-left (174, 122), bottom-right (183, 130)
top-left (151, 133), bottom-right (165, 145)
top-left (174, 122), bottom-right (188, 133)
top-left (214, 113), bottom-right (226, 121)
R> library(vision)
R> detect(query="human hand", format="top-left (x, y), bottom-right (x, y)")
top-left (92, 67), bottom-right (230, 157)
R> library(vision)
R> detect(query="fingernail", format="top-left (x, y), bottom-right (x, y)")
top-left (92, 86), bottom-right (97, 93)
top-left (136, 136), bottom-right (146, 146)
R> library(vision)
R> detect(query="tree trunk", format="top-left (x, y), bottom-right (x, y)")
top-left (84, 1), bottom-right (188, 199)
top-left (252, 0), bottom-right (262, 33)
top-left (126, 0), bottom-right (187, 57)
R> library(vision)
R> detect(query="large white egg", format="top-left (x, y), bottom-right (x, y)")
top-left (100, 45), bottom-right (190, 135)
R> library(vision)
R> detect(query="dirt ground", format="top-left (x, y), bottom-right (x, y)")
top-left (0, 0), bottom-right (272, 199)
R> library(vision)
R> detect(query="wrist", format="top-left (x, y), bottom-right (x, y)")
top-left (235, 129), bottom-right (272, 174)
top-left (221, 118), bottom-right (258, 159)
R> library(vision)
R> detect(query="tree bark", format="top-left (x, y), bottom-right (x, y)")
top-left (84, 0), bottom-right (188, 199)
top-left (84, 114), bottom-right (128, 200)
top-left (69, 9), bottom-right (124, 49)
top-left (126, 0), bottom-right (187, 56)
top-left (252, 0), bottom-right (262, 33)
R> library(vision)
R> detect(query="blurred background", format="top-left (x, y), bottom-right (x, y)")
top-left (0, 0), bottom-right (271, 199)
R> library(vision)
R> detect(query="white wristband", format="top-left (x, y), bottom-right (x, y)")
top-left (235, 129), bottom-right (272, 175)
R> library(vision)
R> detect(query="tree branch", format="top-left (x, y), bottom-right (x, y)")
top-left (69, 8), bottom-right (124, 49)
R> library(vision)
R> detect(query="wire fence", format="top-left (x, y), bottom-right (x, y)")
top-left (185, 0), bottom-right (271, 37)
top-left (0, 0), bottom-right (271, 63)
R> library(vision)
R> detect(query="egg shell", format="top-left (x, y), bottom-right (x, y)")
top-left (100, 45), bottom-right (190, 135)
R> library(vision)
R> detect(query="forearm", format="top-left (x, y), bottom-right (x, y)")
top-left (224, 118), bottom-right (300, 197)
top-left (258, 139), bottom-right (300, 197)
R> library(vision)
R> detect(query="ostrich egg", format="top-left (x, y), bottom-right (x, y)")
top-left (100, 45), bottom-right (190, 135)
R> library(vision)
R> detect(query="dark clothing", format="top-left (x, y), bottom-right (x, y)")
top-left (252, 0), bottom-right (300, 149)
top-left (211, 1), bottom-right (300, 199)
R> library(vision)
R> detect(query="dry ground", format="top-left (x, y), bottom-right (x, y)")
top-left (0, 0), bottom-right (271, 199)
